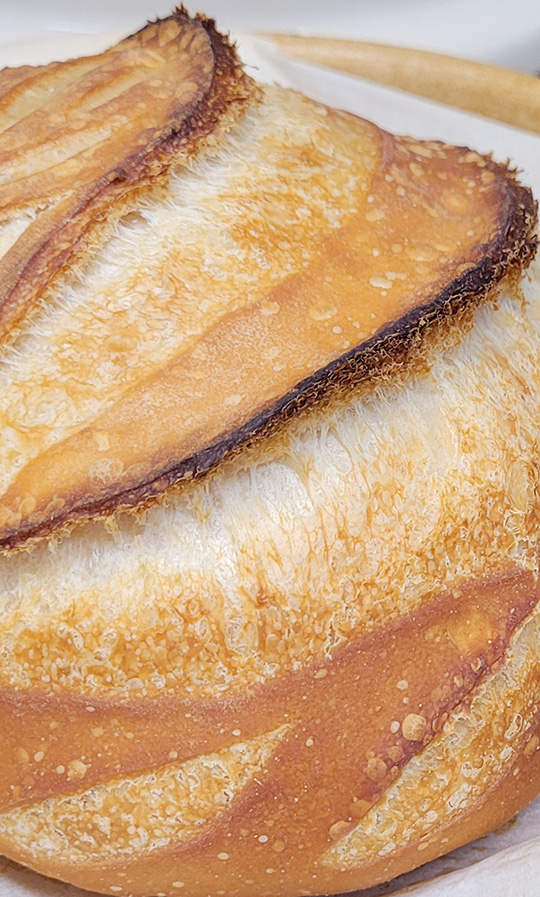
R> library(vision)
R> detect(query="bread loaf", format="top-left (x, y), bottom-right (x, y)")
top-left (0, 9), bottom-right (539, 897)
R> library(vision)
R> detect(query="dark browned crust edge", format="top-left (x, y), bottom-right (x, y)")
top-left (137, 164), bottom-right (537, 490)
top-left (2, 154), bottom-right (537, 553)
top-left (0, 9), bottom-right (258, 347)
top-left (144, 7), bottom-right (258, 161)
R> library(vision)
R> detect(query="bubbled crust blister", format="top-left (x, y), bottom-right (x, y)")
top-left (1, 9), bottom-right (540, 897)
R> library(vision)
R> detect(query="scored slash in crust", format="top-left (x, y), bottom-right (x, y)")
top-left (0, 14), bottom-right (536, 551)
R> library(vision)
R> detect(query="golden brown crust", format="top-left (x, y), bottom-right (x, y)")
top-left (0, 10), bottom-right (254, 343)
top-left (0, 564), bottom-right (537, 895)
top-left (0, 11), bottom-right (257, 551)
top-left (2, 14), bottom-right (540, 897)
top-left (0, 565), bottom-right (532, 814)
top-left (0, 123), bottom-right (536, 551)
top-left (329, 714), bottom-right (540, 893)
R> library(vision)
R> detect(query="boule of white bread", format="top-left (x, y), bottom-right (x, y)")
top-left (0, 7), bottom-right (539, 897)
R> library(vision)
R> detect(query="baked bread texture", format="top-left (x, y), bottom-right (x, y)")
top-left (0, 8), bottom-right (539, 897)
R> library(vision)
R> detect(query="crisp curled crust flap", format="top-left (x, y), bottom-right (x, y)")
top-left (0, 9), bottom-right (252, 340)
top-left (0, 14), bottom-right (536, 550)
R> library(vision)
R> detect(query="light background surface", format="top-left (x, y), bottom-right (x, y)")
top-left (3, 0), bottom-right (540, 71)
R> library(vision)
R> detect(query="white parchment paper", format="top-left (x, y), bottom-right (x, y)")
top-left (2, 28), bottom-right (540, 897)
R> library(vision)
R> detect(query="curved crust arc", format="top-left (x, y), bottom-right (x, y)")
top-left (0, 120), bottom-right (536, 550)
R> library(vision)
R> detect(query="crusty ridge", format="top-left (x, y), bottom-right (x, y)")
top-left (0, 19), bottom-right (536, 552)
top-left (0, 7), bottom-right (255, 344)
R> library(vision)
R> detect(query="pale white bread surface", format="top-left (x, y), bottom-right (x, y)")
top-left (2, 20), bottom-right (540, 897)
